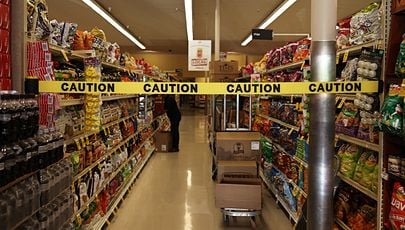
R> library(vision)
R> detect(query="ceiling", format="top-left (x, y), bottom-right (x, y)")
top-left (47, 0), bottom-right (377, 55)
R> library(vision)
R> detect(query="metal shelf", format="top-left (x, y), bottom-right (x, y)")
top-left (60, 95), bottom-right (137, 107)
top-left (64, 114), bottom-right (136, 146)
top-left (266, 163), bottom-right (307, 198)
top-left (70, 133), bottom-right (157, 222)
top-left (335, 133), bottom-right (380, 152)
top-left (259, 170), bottom-right (299, 223)
top-left (60, 98), bottom-right (83, 107)
top-left (264, 60), bottom-right (307, 74)
top-left (70, 117), bottom-right (157, 182)
top-left (337, 40), bottom-right (382, 56)
top-left (92, 147), bottom-right (156, 229)
top-left (257, 114), bottom-right (299, 131)
top-left (338, 172), bottom-right (377, 201)
top-left (335, 218), bottom-right (351, 230)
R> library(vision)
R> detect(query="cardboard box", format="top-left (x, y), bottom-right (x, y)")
top-left (210, 74), bottom-right (238, 82)
top-left (209, 61), bottom-right (239, 75)
top-left (215, 175), bottom-right (262, 210)
top-left (217, 161), bottom-right (257, 181)
top-left (216, 132), bottom-right (261, 161)
top-left (155, 131), bottom-right (172, 152)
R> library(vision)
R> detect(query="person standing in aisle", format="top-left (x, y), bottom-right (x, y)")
top-left (164, 95), bottom-right (181, 152)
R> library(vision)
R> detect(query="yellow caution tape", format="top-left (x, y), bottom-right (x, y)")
top-left (38, 81), bottom-right (379, 95)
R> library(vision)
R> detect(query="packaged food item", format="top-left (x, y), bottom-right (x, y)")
top-left (380, 95), bottom-right (404, 136)
top-left (337, 17), bottom-right (351, 49)
top-left (293, 38), bottom-right (311, 62)
top-left (357, 151), bottom-right (378, 189)
top-left (334, 186), bottom-right (352, 222)
top-left (340, 58), bottom-right (358, 81)
top-left (353, 151), bottom-right (371, 182)
top-left (389, 155), bottom-right (402, 176)
top-left (348, 204), bottom-right (376, 230)
top-left (336, 103), bottom-right (360, 137)
top-left (356, 48), bottom-right (384, 81)
top-left (395, 33), bottom-right (405, 78)
top-left (338, 144), bottom-right (361, 178)
top-left (27, 0), bottom-right (50, 40)
top-left (389, 182), bottom-right (405, 229)
top-left (349, 3), bottom-right (381, 45)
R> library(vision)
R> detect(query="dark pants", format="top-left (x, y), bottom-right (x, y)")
top-left (170, 117), bottom-right (181, 149)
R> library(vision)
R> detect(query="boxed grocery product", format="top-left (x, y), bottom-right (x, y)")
top-left (209, 61), bottom-right (239, 75)
top-left (215, 173), bottom-right (262, 210)
top-left (216, 132), bottom-right (261, 161)
top-left (216, 161), bottom-right (257, 181)
top-left (155, 131), bottom-right (172, 152)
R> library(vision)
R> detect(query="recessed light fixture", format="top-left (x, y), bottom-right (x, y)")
top-left (241, 0), bottom-right (297, 46)
top-left (81, 0), bottom-right (146, 49)
top-left (184, 0), bottom-right (193, 41)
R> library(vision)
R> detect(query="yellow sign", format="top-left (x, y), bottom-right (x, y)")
top-left (38, 81), bottom-right (379, 95)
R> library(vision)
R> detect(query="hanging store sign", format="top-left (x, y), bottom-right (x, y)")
top-left (188, 40), bottom-right (212, 71)
top-left (39, 81), bottom-right (379, 95)
top-left (252, 29), bottom-right (273, 40)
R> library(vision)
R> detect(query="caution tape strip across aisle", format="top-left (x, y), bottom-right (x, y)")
top-left (38, 81), bottom-right (379, 95)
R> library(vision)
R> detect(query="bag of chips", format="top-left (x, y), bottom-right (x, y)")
top-left (357, 151), bottom-right (378, 190)
top-left (338, 144), bottom-right (361, 178)
top-left (380, 95), bottom-right (404, 136)
top-left (395, 34), bottom-right (405, 78)
top-left (353, 151), bottom-right (371, 182)
top-left (389, 182), bottom-right (405, 230)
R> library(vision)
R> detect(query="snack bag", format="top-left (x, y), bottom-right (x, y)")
top-left (348, 204), bottom-right (377, 230)
top-left (389, 182), bottom-right (405, 230)
top-left (396, 34), bottom-right (405, 78)
top-left (340, 58), bottom-right (358, 81)
top-left (334, 186), bottom-right (352, 222)
top-left (357, 151), bottom-right (378, 190)
top-left (349, 3), bottom-right (381, 45)
top-left (337, 17), bottom-right (351, 49)
top-left (338, 144), bottom-right (361, 178)
top-left (336, 103), bottom-right (360, 137)
top-left (353, 151), bottom-right (371, 182)
top-left (380, 95), bottom-right (404, 136)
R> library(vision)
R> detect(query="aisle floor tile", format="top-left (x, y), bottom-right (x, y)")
top-left (109, 107), bottom-right (293, 230)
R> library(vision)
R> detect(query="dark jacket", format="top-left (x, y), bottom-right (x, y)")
top-left (164, 95), bottom-right (181, 121)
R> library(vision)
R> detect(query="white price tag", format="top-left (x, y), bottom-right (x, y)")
top-left (382, 171), bottom-right (389, 181)
top-left (251, 141), bottom-right (260, 150)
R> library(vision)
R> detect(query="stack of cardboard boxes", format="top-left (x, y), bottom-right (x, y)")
top-left (215, 132), bottom-right (262, 210)
top-left (0, 0), bottom-right (10, 89)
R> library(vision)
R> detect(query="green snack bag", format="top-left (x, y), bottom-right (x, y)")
top-left (338, 144), bottom-right (361, 178)
top-left (358, 151), bottom-right (378, 189)
top-left (395, 34), bottom-right (405, 78)
top-left (353, 151), bottom-right (371, 182)
top-left (381, 95), bottom-right (404, 136)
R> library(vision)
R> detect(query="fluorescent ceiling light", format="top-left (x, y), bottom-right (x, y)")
top-left (241, 0), bottom-right (297, 46)
top-left (184, 0), bottom-right (193, 41)
top-left (82, 0), bottom-right (146, 50)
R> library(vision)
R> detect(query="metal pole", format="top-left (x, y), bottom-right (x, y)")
top-left (308, 0), bottom-right (337, 229)
top-left (10, 0), bottom-right (27, 92)
top-left (214, 0), bottom-right (220, 61)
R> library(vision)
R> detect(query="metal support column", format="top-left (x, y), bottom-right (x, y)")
top-left (308, 0), bottom-right (337, 229)
top-left (214, 0), bottom-right (220, 61)
top-left (10, 0), bottom-right (27, 92)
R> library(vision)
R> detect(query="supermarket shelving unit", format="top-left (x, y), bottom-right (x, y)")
top-left (253, 37), bottom-right (385, 227)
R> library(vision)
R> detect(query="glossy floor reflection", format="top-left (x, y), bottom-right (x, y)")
top-left (109, 107), bottom-right (293, 230)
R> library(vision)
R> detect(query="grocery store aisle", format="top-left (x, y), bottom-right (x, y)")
top-left (109, 107), bottom-right (292, 230)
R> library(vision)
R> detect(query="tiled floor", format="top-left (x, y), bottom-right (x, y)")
top-left (109, 107), bottom-right (293, 230)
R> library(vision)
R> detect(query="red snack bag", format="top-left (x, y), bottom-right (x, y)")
top-left (389, 182), bottom-right (405, 229)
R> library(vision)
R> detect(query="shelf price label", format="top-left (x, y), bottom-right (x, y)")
top-left (61, 49), bottom-right (70, 62)
top-left (342, 51), bottom-right (349, 63)
top-left (337, 98), bottom-right (346, 109)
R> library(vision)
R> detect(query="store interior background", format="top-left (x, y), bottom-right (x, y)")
top-left (46, 0), bottom-right (375, 80)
